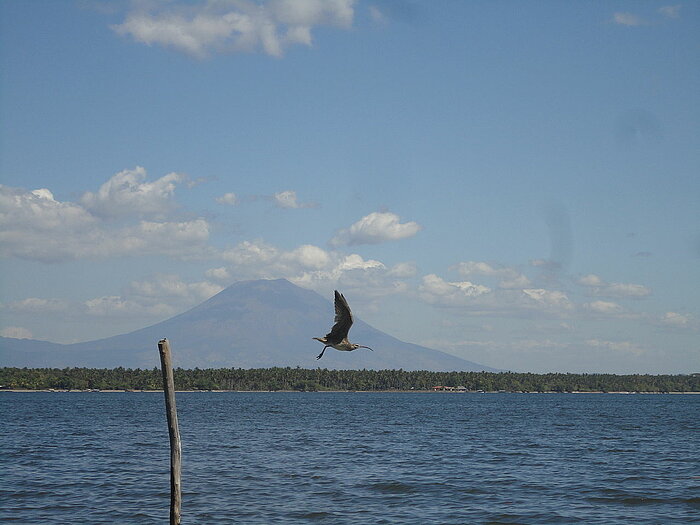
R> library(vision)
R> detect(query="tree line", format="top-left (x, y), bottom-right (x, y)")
top-left (1, 367), bottom-right (697, 393)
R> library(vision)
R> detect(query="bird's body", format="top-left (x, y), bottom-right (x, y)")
top-left (314, 290), bottom-right (373, 360)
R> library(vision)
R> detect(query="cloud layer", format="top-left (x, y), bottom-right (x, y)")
top-left (80, 166), bottom-right (185, 219)
top-left (332, 211), bottom-right (421, 246)
top-left (112, 0), bottom-right (356, 58)
top-left (577, 274), bottom-right (651, 299)
top-left (4, 169), bottom-right (687, 370)
top-left (273, 190), bottom-right (316, 209)
top-left (0, 169), bottom-right (209, 262)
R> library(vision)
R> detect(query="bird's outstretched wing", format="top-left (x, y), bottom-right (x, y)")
top-left (325, 290), bottom-right (353, 343)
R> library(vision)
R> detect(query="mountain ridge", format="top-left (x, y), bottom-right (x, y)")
top-left (1, 279), bottom-right (497, 372)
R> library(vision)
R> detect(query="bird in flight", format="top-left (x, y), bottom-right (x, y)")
top-left (313, 290), bottom-right (373, 360)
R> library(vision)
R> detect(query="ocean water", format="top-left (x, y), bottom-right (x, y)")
top-left (1, 392), bottom-right (698, 524)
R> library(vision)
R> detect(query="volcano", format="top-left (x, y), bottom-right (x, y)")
top-left (1, 279), bottom-right (497, 371)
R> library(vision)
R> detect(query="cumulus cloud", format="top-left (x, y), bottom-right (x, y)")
top-left (522, 289), bottom-right (574, 311)
top-left (417, 271), bottom-right (575, 317)
top-left (218, 239), bottom-right (408, 298)
top-left (83, 296), bottom-right (176, 317)
top-left (578, 274), bottom-right (604, 287)
top-left (577, 274), bottom-right (651, 299)
top-left (216, 192), bottom-right (238, 206)
top-left (273, 190), bottom-right (316, 209)
top-left (93, 273), bottom-right (221, 317)
top-left (5, 274), bottom-right (222, 321)
top-left (126, 274), bottom-right (223, 302)
top-left (222, 240), bottom-right (382, 279)
top-left (222, 239), bottom-right (279, 269)
top-left (3, 295), bottom-right (150, 318)
top-left (0, 185), bottom-right (97, 235)
top-left (419, 274), bottom-right (491, 307)
top-left (612, 12), bottom-right (646, 26)
top-left (455, 261), bottom-right (531, 289)
top-left (387, 262), bottom-right (418, 278)
top-left (603, 283), bottom-right (651, 298)
top-left (205, 267), bottom-right (232, 283)
top-left (112, 0), bottom-right (356, 59)
top-left (584, 300), bottom-right (624, 315)
top-left (0, 174), bottom-right (211, 263)
top-left (5, 297), bottom-right (72, 313)
top-left (659, 311), bottom-right (693, 328)
top-left (25, 217), bottom-right (212, 262)
top-left (332, 211), bottom-right (421, 246)
top-left (287, 244), bottom-right (331, 269)
top-left (80, 166), bottom-right (186, 219)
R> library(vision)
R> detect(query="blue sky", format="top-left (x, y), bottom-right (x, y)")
top-left (1, 0), bottom-right (698, 373)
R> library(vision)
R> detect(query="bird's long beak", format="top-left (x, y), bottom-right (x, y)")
top-left (359, 345), bottom-right (373, 351)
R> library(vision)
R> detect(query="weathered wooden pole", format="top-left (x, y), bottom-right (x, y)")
top-left (158, 338), bottom-right (181, 525)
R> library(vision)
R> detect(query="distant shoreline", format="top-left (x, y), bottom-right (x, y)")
top-left (2, 389), bottom-right (698, 394)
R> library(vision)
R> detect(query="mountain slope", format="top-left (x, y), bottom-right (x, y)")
top-left (1, 279), bottom-right (497, 371)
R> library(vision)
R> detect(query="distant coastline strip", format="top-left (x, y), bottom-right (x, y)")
top-left (1, 368), bottom-right (697, 393)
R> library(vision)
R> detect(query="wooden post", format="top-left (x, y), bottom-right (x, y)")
top-left (158, 338), bottom-right (181, 525)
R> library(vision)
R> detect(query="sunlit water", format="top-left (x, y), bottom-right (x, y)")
top-left (1, 392), bottom-right (698, 524)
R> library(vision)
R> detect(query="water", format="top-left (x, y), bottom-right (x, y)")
top-left (1, 392), bottom-right (698, 524)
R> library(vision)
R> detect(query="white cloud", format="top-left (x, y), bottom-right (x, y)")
top-left (603, 283), bottom-right (651, 298)
top-left (578, 274), bottom-right (604, 287)
top-left (0, 326), bottom-right (34, 339)
top-left (0, 184), bottom-right (97, 236)
top-left (0, 178), bottom-right (211, 262)
top-left (659, 5), bottom-right (681, 18)
top-left (80, 166), bottom-right (186, 219)
top-left (419, 274), bottom-right (491, 306)
top-left (332, 211), bottom-right (421, 246)
top-left (499, 274), bottom-right (532, 289)
top-left (112, 0), bottom-right (356, 59)
top-left (218, 239), bottom-right (410, 298)
top-left (660, 311), bottom-right (693, 328)
top-left (6, 297), bottom-right (72, 313)
top-left (522, 289), bottom-right (574, 311)
top-left (273, 190), bottom-right (316, 209)
top-left (612, 12), bottom-right (646, 26)
top-left (221, 239), bottom-right (279, 269)
top-left (584, 300), bottom-right (624, 315)
top-left (285, 244), bottom-right (331, 269)
top-left (455, 261), bottom-right (531, 289)
top-left (6, 274), bottom-right (222, 322)
top-left (387, 262), bottom-right (417, 278)
top-left (293, 254), bottom-right (406, 299)
top-left (577, 274), bottom-right (651, 299)
top-left (417, 271), bottom-right (576, 317)
top-left (83, 296), bottom-right (176, 317)
top-left (127, 274), bottom-right (222, 302)
top-left (221, 239), bottom-right (384, 280)
top-left (205, 267), bottom-right (231, 283)
top-left (216, 192), bottom-right (238, 206)
top-left (128, 219), bottom-right (211, 257)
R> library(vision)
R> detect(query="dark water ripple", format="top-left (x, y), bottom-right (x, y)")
top-left (1, 392), bottom-right (698, 524)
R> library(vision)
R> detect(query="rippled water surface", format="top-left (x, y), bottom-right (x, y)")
top-left (1, 392), bottom-right (698, 524)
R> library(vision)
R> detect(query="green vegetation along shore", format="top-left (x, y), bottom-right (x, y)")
top-left (1, 367), bottom-right (698, 393)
